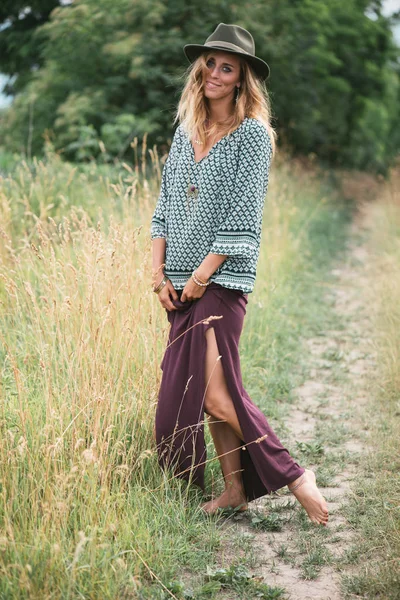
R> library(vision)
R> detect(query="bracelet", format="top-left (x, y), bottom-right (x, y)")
top-left (194, 269), bottom-right (209, 285)
top-left (192, 270), bottom-right (211, 287)
top-left (153, 277), bottom-right (167, 294)
top-left (153, 275), bottom-right (168, 294)
top-left (152, 273), bottom-right (165, 291)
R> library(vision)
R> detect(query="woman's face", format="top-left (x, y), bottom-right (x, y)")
top-left (203, 50), bottom-right (242, 101)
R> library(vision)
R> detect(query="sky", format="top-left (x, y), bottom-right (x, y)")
top-left (0, 0), bottom-right (399, 109)
top-left (382, 0), bottom-right (400, 15)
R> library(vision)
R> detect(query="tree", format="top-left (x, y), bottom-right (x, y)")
top-left (0, 0), bottom-right (63, 94)
top-left (0, 0), bottom-right (235, 159)
top-left (246, 0), bottom-right (400, 172)
top-left (0, 0), bottom-right (399, 173)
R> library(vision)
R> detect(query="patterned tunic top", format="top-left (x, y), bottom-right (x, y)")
top-left (150, 116), bottom-right (273, 293)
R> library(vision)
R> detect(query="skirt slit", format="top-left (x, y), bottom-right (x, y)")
top-left (155, 282), bottom-right (304, 502)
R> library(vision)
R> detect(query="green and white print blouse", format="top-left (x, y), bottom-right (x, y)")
top-left (150, 116), bottom-right (273, 293)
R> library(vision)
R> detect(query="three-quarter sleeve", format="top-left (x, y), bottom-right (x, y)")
top-left (150, 124), bottom-right (183, 239)
top-left (209, 121), bottom-right (273, 259)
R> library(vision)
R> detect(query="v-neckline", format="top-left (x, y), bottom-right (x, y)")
top-left (188, 117), bottom-right (248, 165)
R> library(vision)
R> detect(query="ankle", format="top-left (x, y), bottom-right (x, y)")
top-left (288, 472), bottom-right (306, 493)
top-left (224, 480), bottom-right (245, 496)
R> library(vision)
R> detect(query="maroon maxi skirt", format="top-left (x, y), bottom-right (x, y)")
top-left (155, 282), bottom-right (304, 502)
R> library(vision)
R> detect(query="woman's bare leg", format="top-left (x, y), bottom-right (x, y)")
top-left (203, 327), bottom-right (329, 524)
top-left (203, 330), bottom-right (244, 441)
top-left (201, 415), bottom-right (248, 513)
top-left (202, 327), bottom-right (246, 513)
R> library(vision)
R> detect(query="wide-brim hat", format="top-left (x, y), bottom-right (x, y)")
top-left (183, 23), bottom-right (270, 81)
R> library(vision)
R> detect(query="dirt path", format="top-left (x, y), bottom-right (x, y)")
top-left (219, 205), bottom-right (376, 599)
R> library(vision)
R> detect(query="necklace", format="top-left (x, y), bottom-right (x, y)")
top-left (186, 121), bottom-right (218, 219)
top-left (186, 127), bottom-right (205, 212)
top-left (186, 152), bottom-right (201, 222)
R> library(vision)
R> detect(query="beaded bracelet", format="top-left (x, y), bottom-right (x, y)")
top-left (192, 270), bottom-right (211, 287)
top-left (194, 270), bottom-right (208, 285)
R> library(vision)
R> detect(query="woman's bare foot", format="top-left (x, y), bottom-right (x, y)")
top-left (201, 485), bottom-right (248, 515)
top-left (288, 469), bottom-right (329, 525)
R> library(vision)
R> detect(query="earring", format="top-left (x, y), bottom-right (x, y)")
top-left (235, 86), bottom-right (240, 105)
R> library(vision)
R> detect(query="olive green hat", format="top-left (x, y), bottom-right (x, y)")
top-left (183, 23), bottom-right (270, 81)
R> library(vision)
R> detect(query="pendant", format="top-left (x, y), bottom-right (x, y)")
top-left (187, 183), bottom-right (199, 200)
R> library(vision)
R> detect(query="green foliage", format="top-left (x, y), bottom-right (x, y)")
top-left (250, 0), bottom-right (400, 172)
top-left (295, 440), bottom-right (325, 459)
top-left (0, 0), bottom-right (61, 93)
top-left (0, 0), bottom-right (399, 170)
top-left (248, 511), bottom-right (284, 532)
top-left (199, 564), bottom-right (285, 598)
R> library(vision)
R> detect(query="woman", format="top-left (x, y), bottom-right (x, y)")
top-left (150, 23), bottom-right (328, 525)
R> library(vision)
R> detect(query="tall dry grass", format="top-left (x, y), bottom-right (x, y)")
top-left (0, 143), bottom-right (350, 598)
top-left (0, 145), bottom-right (214, 599)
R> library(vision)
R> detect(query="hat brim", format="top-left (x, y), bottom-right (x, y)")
top-left (183, 44), bottom-right (270, 80)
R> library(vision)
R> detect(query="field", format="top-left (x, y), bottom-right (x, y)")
top-left (0, 144), bottom-right (399, 599)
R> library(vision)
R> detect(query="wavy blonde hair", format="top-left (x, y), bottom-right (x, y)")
top-left (173, 49), bottom-right (277, 157)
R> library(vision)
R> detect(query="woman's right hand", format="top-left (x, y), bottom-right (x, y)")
top-left (154, 273), bottom-right (179, 311)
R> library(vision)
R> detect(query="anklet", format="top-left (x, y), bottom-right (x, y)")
top-left (289, 472), bottom-right (306, 492)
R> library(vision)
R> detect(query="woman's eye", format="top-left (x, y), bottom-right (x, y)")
top-left (206, 60), bottom-right (231, 72)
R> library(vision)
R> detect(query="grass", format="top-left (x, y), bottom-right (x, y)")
top-left (340, 170), bottom-right (400, 600)
top-left (198, 564), bottom-right (286, 598)
top-left (0, 141), bottom-right (353, 598)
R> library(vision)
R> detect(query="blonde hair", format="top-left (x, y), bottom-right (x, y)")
top-left (173, 50), bottom-right (277, 157)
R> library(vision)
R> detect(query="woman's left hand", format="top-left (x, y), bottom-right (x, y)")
top-left (181, 277), bottom-right (208, 302)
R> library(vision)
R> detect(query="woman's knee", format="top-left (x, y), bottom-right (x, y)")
top-left (204, 392), bottom-right (228, 421)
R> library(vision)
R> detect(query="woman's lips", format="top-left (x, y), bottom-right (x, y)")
top-left (206, 81), bottom-right (220, 89)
